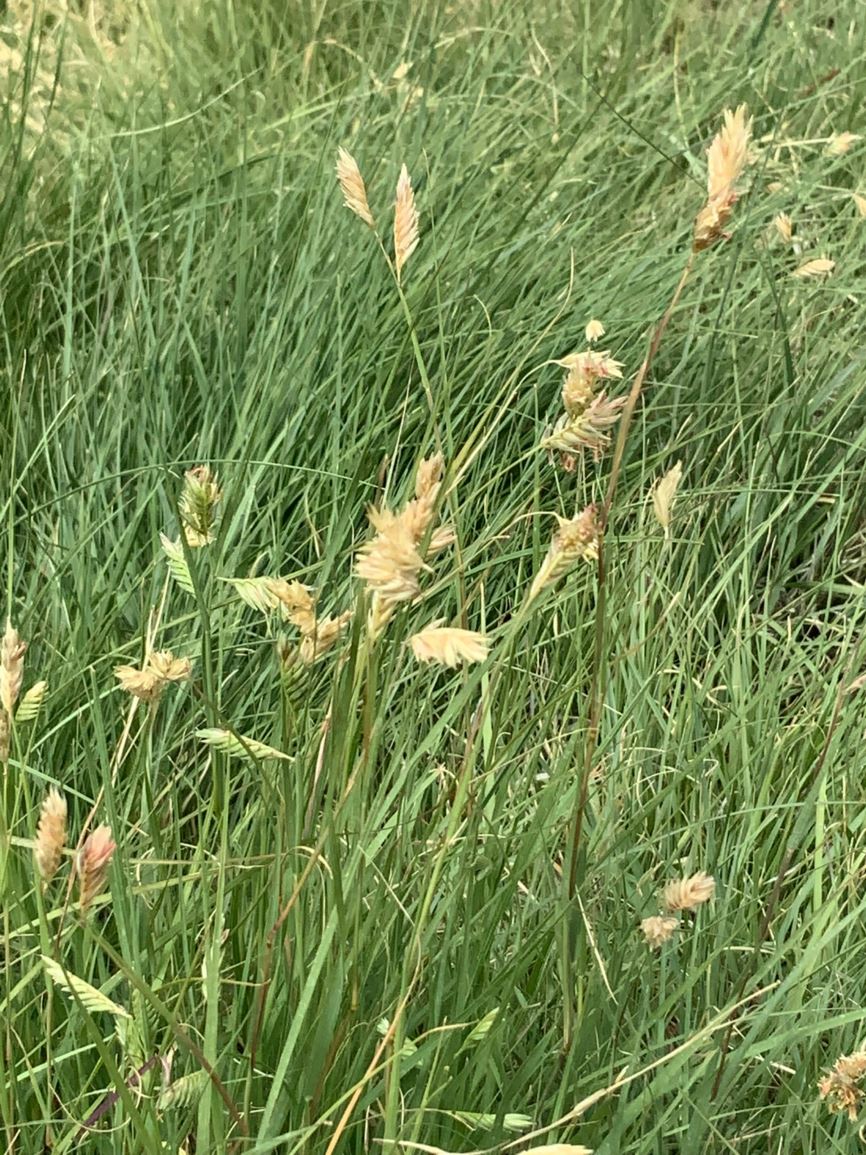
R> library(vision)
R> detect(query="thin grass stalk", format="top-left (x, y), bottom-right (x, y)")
top-left (560, 252), bottom-right (694, 1049)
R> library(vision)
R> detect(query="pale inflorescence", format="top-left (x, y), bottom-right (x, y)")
top-left (409, 623), bottom-right (489, 668)
top-left (77, 825), bottom-right (116, 913)
top-left (115, 649), bottom-right (192, 703)
top-left (355, 454), bottom-right (453, 637)
top-left (529, 506), bottom-right (600, 603)
top-left (640, 915), bottom-right (680, 949)
top-left (818, 1051), bottom-right (866, 1120)
top-left (336, 146), bottom-right (375, 229)
top-left (693, 105), bottom-right (752, 251)
top-left (662, 870), bottom-right (716, 913)
top-left (35, 787), bottom-right (67, 883)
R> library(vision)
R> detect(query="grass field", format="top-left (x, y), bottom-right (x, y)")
top-left (2, 1), bottom-right (866, 1152)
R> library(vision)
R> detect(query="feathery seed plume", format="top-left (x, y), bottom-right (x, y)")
top-left (0, 618), bottom-right (27, 719)
top-left (662, 870), bottom-right (715, 913)
top-left (35, 787), bottom-right (67, 883)
top-left (651, 461), bottom-right (684, 538)
top-left (693, 105), bottom-right (752, 251)
top-left (584, 318), bottom-right (606, 343)
top-left (640, 915), bottom-right (679, 949)
top-left (394, 163), bottom-right (419, 283)
top-left (409, 624), bottom-right (489, 668)
top-left (77, 825), bottom-right (116, 913)
top-left (528, 506), bottom-right (600, 602)
top-left (178, 466), bottom-right (221, 547)
top-left (336, 147), bottom-right (375, 229)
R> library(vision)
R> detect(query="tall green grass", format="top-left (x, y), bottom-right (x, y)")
top-left (2, 2), bottom-right (866, 1152)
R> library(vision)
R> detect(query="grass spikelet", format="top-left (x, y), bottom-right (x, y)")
top-left (792, 257), bottom-right (835, 278)
top-left (584, 318), bottom-right (605, 343)
top-left (42, 957), bottom-right (130, 1019)
top-left (662, 870), bottom-right (715, 912)
top-left (16, 680), bottom-right (47, 724)
top-left (651, 461), bottom-right (684, 538)
top-left (76, 825), bottom-right (116, 913)
top-left (853, 193), bottom-right (866, 218)
top-left (267, 580), bottom-right (318, 634)
top-left (159, 533), bottom-right (195, 594)
top-left (35, 787), bottom-right (67, 883)
top-left (115, 650), bottom-right (191, 702)
top-left (773, 212), bottom-right (792, 242)
top-left (0, 618), bottom-right (27, 719)
top-left (394, 163), bottom-right (419, 283)
top-left (178, 465), bottom-right (221, 546)
top-left (336, 147), bottom-right (375, 229)
top-left (297, 611), bottom-right (352, 664)
top-left (409, 623), bottom-right (489, 667)
top-left (825, 132), bottom-right (860, 156)
top-left (640, 915), bottom-right (679, 949)
top-left (819, 1052), bottom-right (866, 1120)
top-left (157, 1070), bottom-right (209, 1111)
top-left (196, 728), bottom-right (293, 762)
top-left (528, 507), bottom-right (600, 603)
top-left (693, 104), bottom-right (752, 251)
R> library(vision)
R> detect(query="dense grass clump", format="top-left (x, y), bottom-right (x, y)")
top-left (2, 2), bottom-right (866, 1153)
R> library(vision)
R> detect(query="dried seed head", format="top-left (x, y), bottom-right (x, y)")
top-left (35, 787), bottom-right (67, 883)
top-left (266, 580), bottom-right (317, 635)
top-left (773, 212), bottom-right (793, 243)
top-left (640, 915), bottom-right (680, 949)
top-left (298, 611), bottom-right (353, 665)
top-left (853, 193), bottom-right (866, 218)
top-left (651, 461), bottom-right (684, 538)
top-left (336, 146), bottom-right (375, 229)
top-left (792, 257), bottom-right (835, 279)
top-left (818, 1052), bottom-right (866, 1120)
top-left (355, 517), bottom-right (425, 605)
top-left (528, 506), bottom-right (600, 602)
top-left (115, 649), bottom-right (191, 702)
top-left (77, 825), bottom-right (116, 913)
top-left (355, 455), bottom-right (452, 635)
top-left (394, 163), bottom-right (419, 283)
top-left (544, 393), bottom-right (627, 457)
top-left (662, 870), bottom-right (715, 913)
top-left (178, 466), bottom-right (222, 547)
top-left (693, 105), bottom-right (752, 251)
top-left (409, 623), bottom-right (489, 667)
top-left (825, 132), bottom-right (860, 156)
top-left (0, 618), bottom-right (27, 718)
top-left (584, 318), bottom-right (606, 343)
top-left (556, 350), bottom-right (624, 417)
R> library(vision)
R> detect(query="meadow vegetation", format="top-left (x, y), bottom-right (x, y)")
top-left (2, 2), bottom-right (866, 1152)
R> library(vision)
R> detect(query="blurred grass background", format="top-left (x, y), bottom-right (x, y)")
top-left (2, 1), bottom-right (866, 1152)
